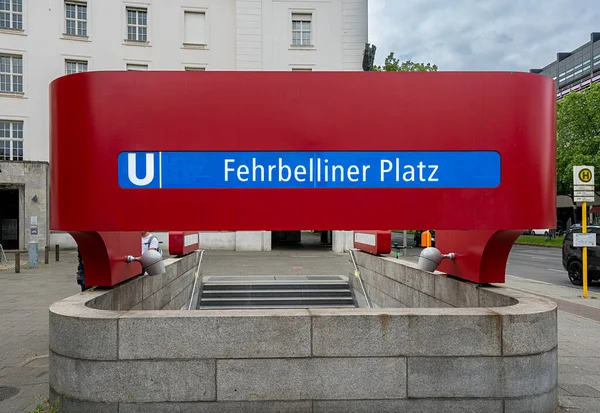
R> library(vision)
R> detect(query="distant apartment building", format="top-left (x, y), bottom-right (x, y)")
top-left (0, 0), bottom-right (368, 252)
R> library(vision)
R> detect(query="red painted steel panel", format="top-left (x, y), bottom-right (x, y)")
top-left (49, 71), bottom-right (556, 286)
top-left (353, 231), bottom-right (391, 255)
top-left (50, 71), bottom-right (556, 232)
top-left (169, 231), bottom-right (199, 256)
top-left (437, 230), bottom-right (522, 284)
top-left (71, 231), bottom-right (142, 287)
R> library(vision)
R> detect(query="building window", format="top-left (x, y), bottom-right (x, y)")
top-left (292, 68), bottom-right (312, 71)
top-left (65, 2), bottom-right (87, 36)
top-left (185, 66), bottom-right (205, 71)
top-left (126, 63), bottom-right (148, 71)
top-left (0, 0), bottom-right (23, 30)
top-left (291, 13), bottom-right (312, 46)
top-left (184, 11), bottom-right (206, 46)
top-left (0, 120), bottom-right (23, 161)
top-left (0, 54), bottom-right (23, 93)
top-left (65, 60), bottom-right (88, 74)
top-left (127, 7), bottom-right (147, 42)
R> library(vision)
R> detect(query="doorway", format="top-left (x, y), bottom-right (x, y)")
top-left (0, 189), bottom-right (19, 250)
top-left (271, 230), bottom-right (332, 250)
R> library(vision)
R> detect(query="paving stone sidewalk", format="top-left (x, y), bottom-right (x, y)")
top-left (0, 251), bottom-right (80, 413)
top-left (1, 248), bottom-right (599, 412)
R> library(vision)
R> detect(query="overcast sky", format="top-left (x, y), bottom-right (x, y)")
top-left (368, 0), bottom-right (600, 72)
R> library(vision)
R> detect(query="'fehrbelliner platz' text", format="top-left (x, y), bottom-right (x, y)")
top-left (224, 157), bottom-right (439, 183)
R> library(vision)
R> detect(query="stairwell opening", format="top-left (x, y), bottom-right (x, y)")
top-left (271, 230), bottom-right (332, 250)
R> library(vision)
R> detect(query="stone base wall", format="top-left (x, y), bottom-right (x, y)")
top-left (49, 250), bottom-right (558, 413)
top-left (349, 250), bottom-right (517, 309)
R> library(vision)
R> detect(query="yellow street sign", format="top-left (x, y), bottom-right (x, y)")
top-left (579, 168), bottom-right (593, 183)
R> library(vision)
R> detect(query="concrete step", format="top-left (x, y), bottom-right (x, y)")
top-left (198, 304), bottom-right (356, 310)
top-left (198, 275), bottom-right (356, 309)
top-left (202, 289), bottom-right (353, 298)
top-left (201, 297), bottom-right (355, 307)
top-left (200, 297), bottom-right (354, 308)
top-left (202, 282), bottom-right (350, 290)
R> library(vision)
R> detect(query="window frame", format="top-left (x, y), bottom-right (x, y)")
top-left (0, 52), bottom-right (24, 94)
top-left (290, 11), bottom-right (314, 48)
top-left (0, 0), bottom-right (23, 31)
top-left (125, 5), bottom-right (149, 43)
top-left (126, 62), bottom-right (149, 71)
top-left (64, 1), bottom-right (88, 37)
top-left (181, 6), bottom-right (209, 49)
top-left (65, 59), bottom-right (88, 75)
top-left (0, 119), bottom-right (24, 161)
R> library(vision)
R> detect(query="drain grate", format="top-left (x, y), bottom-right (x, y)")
top-left (0, 386), bottom-right (20, 402)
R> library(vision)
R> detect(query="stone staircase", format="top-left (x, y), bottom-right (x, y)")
top-left (198, 275), bottom-right (356, 309)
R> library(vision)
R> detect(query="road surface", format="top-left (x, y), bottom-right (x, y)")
top-left (390, 232), bottom-right (600, 293)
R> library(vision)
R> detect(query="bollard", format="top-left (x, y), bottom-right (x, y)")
top-left (45, 246), bottom-right (49, 264)
top-left (15, 252), bottom-right (20, 273)
top-left (55, 244), bottom-right (60, 262)
top-left (28, 241), bottom-right (39, 268)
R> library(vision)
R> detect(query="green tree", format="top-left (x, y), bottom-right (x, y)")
top-left (556, 82), bottom-right (600, 194)
top-left (372, 52), bottom-right (438, 72)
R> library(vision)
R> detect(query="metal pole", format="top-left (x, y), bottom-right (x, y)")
top-left (44, 246), bottom-right (49, 264)
top-left (583, 202), bottom-right (588, 298)
top-left (349, 249), bottom-right (371, 308)
top-left (15, 252), bottom-right (20, 273)
top-left (403, 230), bottom-right (407, 256)
top-left (55, 244), bottom-right (60, 262)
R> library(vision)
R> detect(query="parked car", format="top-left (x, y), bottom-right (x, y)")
top-left (530, 229), bottom-right (551, 236)
top-left (414, 230), bottom-right (436, 247)
top-left (562, 225), bottom-right (600, 285)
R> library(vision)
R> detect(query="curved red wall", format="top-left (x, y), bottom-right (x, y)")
top-left (50, 71), bottom-right (556, 286)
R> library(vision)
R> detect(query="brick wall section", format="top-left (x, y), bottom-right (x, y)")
top-left (48, 250), bottom-right (558, 413)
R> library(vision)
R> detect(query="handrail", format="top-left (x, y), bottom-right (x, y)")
top-left (349, 249), bottom-right (371, 308)
top-left (0, 244), bottom-right (7, 263)
top-left (187, 249), bottom-right (205, 310)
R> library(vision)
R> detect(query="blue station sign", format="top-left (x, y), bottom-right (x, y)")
top-left (118, 151), bottom-right (501, 189)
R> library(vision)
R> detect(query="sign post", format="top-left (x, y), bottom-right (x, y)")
top-left (573, 165), bottom-right (595, 298)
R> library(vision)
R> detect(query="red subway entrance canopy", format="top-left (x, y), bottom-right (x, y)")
top-left (50, 71), bottom-right (556, 286)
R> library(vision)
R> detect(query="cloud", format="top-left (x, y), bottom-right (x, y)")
top-left (369, 0), bottom-right (600, 71)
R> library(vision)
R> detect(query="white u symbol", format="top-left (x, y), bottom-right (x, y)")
top-left (127, 153), bottom-right (155, 186)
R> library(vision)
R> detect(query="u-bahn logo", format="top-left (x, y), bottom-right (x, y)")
top-left (579, 168), bottom-right (593, 183)
top-left (118, 152), bottom-right (161, 188)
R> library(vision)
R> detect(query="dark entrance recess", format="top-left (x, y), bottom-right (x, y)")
top-left (0, 189), bottom-right (19, 250)
top-left (272, 230), bottom-right (332, 249)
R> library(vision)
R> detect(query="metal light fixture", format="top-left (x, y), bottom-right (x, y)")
top-left (417, 247), bottom-right (456, 273)
top-left (126, 249), bottom-right (166, 276)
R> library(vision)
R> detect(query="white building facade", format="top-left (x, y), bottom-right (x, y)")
top-left (0, 0), bottom-right (367, 252)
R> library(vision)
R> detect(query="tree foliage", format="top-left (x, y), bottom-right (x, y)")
top-left (372, 52), bottom-right (438, 72)
top-left (556, 82), bottom-right (600, 194)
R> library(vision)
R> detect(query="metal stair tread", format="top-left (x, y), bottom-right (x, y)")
top-left (202, 289), bottom-right (352, 294)
top-left (203, 280), bottom-right (349, 285)
top-left (198, 304), bottom-right (357, 309)
top-left (201, 296), bottom-right (354, 302)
